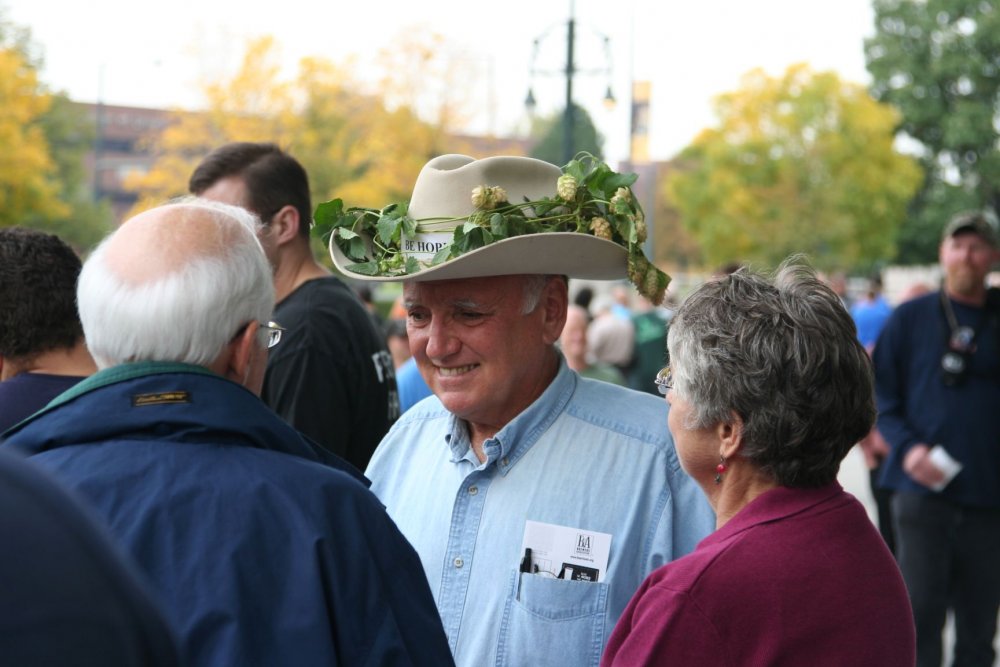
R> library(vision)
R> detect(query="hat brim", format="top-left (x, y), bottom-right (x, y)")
top-left (329, 232), bottom-right (628, 283)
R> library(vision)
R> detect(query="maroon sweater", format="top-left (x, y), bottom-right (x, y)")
top-left (602, 483), bottom-right (915, 667)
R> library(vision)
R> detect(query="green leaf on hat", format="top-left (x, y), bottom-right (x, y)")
top-left (377, 216), bottom-right (400, 246)
top-left (346, 260), bottom-right (381, 276)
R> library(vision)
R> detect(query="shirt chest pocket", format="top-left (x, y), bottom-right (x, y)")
top-left (495, 569), bottom-right (609, 667)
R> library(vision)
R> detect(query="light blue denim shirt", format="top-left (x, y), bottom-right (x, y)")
top-left (366, 358), bottom-right (715, 667)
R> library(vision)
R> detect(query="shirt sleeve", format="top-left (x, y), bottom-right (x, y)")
top-left (602, 579), bottom-right (728, 667)
top-left (872, 309), bottom-right (921, 456)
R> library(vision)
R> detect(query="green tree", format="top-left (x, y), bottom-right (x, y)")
top-left (529, 103), bottom-right (604, 165)
top-left (666, 64), bottom-right (922, 272)
top-left (866, 0), bottom-right (1000, 263)
top-left (36, 94), bottom-right (113, 250)
top-left (0, 13), bottom-right (109, 250)
top-left (0, 16), bottom-right (66, 229)
top-left (130, 30), bottom-right (471, 218)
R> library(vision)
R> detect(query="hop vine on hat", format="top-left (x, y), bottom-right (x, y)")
top-left (313, 153), bottom-right (670, 304)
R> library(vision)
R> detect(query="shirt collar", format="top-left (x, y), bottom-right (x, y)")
top-left (704, 482), bottom-right (844, 546)
top-left (444, 354), bottom-right (576, 475)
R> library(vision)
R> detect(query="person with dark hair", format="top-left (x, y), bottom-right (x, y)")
top-left (0, 449), bottom-right (180, 666)
top-left (190, 142), bottom-right (398, 470)
top-left (573, 285), bottom-right (594, 311)
top-left (3, 200), bottom-right (452, 667)
top-left (0, 227), bottom-right (96, 433)
top-left (602, 260), bottom-right (914, 666)
top-left (874, 211), bottom-right (1000, 667)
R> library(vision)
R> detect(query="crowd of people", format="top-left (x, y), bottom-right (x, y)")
top-left (1, 143), bottom-right (997, 666)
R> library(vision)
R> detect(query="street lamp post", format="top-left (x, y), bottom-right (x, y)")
top-left (525, 0), bottom-right (615, 164)
top-left (563, 12), bottom-right (575, 166)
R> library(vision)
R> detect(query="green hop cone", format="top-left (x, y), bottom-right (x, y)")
top-left (642, 266), bottom-right (669, 305)
top-left (635, 215), bottom-right (648, 243)
top-left (589, 216), bottom-right (613, 241)
top-left (471, 185), bottom-right (489, 209)
top-left (471, 185), bottom-right (508, 210)
top-left (627, 251), bottom-right (649, 287)
top-left (557, 174), bottom-right (578, 202)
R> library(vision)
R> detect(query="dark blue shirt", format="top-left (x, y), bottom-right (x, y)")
top-left (0, 372), bottom-right (84, 434)
top-left (873, 291), bottom-right (1000, 508)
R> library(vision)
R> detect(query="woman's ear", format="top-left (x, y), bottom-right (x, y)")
top-left (718, 411), bottom-right (744, 460)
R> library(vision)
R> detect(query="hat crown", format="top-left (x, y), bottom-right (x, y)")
top-left (408, 155), bottom-right (562, 220)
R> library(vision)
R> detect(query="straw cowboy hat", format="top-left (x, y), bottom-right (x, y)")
top-left (320, 153), bottom-right (668, 302)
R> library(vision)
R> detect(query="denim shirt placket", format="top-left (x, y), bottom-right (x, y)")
top-left (437, 432), bottom-right (506, 650)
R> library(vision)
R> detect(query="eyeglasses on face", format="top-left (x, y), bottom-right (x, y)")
top-left (654, 366), bottom-right (673, 395)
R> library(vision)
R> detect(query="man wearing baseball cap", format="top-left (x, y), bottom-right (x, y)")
top-left (873, 210), bottom-right (1000, 667)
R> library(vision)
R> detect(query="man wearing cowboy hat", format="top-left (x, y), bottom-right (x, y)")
top-left (327, 154), bottom-right (714, 666)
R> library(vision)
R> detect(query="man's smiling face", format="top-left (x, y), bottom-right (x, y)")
top-left (404, 274), bottom-right (564, 436)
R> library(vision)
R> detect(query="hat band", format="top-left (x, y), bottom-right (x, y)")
top-left (401, 231), bottom-right (452, 266)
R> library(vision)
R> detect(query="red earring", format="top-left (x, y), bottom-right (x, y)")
top-left (715, 457), bottom-right (727, 484)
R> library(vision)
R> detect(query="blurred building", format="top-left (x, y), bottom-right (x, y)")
top-left (75, 103), bottom-right (534, 225)
top-left (78, 102), bottom-right (176, 222)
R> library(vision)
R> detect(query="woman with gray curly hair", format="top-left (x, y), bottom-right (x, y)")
top-left (602, 260), bottom-right (915, 666)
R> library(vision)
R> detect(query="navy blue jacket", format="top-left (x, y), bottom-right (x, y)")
top-left (0, 449), bottom-right (180, 666)
top-left (873, 291), bottom-right (1000, 508)
top-left (3, 362), bottom-right (454, 667)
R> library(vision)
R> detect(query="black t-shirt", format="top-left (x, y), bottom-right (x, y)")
top-left (263, 276), bottom-right (399, 470)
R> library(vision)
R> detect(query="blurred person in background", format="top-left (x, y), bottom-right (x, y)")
top-left (874, 212), bottom-right (1000, 667)
top-left (588, 294), bottom-right (635, 374)
top-left (560, 304), bottom-right (626, 385)
top-left (0, 227), bottom-right (96, 434)
top-left (627, 295), bottom-right (670, 396)
top-left (851, 272), bottom-right (896, 552)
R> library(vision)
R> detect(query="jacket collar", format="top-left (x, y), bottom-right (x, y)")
top-left (3, 361), bottom-right (322, 465)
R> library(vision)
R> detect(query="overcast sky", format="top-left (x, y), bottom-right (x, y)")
top-left (4, 0), bottom-right (876, 163)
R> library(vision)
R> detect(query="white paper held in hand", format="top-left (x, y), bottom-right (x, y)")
top-left (927, 444), bottom-right (963, 492)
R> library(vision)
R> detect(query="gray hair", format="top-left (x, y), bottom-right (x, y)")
top-left (78, 200), bottom-right (274, 369)
top-left (522, 275), bottom-right (559, 314)
top-left (667, 258), bottom-right (874, 488)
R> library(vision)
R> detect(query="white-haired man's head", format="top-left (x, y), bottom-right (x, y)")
top-left (77, 199), bottom-right (275, 390)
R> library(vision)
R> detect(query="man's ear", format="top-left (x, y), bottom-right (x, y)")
top-left (270, 205), bottom-right (302, 247)
top-left (540, 276), bottom-right (569, 345)
top-left (211, 323), bottom-right (257, 386)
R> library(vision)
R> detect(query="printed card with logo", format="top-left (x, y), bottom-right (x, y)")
top-left (519, 520), bottom-right (612, 583)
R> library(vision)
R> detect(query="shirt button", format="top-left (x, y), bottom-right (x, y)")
top-left (501, 457), bottom-right (509, 466)
top-left (468, 485), bottom-right (479, 495)
top-left (454, 557), bottom-right (464, 568)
